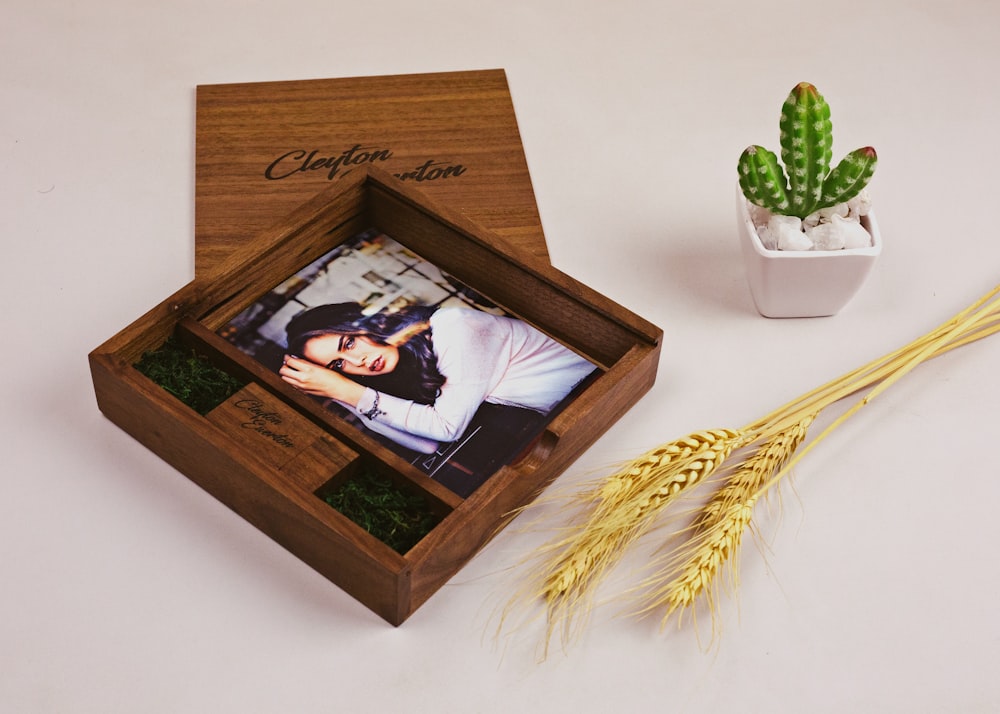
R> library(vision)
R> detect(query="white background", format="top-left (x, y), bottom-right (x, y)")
top-left (5, 1), bottom-right (1000, 712)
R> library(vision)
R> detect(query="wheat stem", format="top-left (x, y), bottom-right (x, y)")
top-left (756, 287), bottom-right (1000, 502)
top-left (747, 284), bottom-right (1000, 439)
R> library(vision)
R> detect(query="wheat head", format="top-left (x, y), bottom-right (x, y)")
top-left (638, 417), bottom-right (813, 630)
top-left (532, 428), bottom-right (750, 647)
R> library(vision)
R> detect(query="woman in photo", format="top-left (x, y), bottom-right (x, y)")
top-left (278, 302), bottom-right (597, 454)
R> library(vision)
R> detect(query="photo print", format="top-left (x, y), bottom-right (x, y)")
top-left (219, 229), bottom-right (600, 497)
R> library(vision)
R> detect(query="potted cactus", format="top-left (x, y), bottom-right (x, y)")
top-left (736, 82), bottom-right (881, 318)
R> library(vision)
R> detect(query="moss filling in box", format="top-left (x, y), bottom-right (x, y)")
top-left (319, 467), bottom-right (441, 554)
top-left (134, 336), bottom-right (246, 415)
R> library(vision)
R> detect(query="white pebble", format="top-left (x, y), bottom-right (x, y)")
top-left (757, 224), bottom-right (778, 250)
top-left (847, 189), bottom-right (872, 219)
top-left (806, 221), bottom-right (846, 250)
top-left (803, 202), bottom-right (849, 229)
top-left (806, 213), bottom-right (871, 250)
top-left (771, 214), bottom-right (813, 250)
top-left (836, 213), bottom-right (873, 248)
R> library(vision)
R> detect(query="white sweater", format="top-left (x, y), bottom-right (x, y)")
top-left (351, 308), bottom-right (596, 452)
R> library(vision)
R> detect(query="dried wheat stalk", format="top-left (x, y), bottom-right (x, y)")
top-left (510, 283), bottom-right (1000, 651)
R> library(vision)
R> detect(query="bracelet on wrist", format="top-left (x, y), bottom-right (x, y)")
top-left (361, 391), bottom-right (384, 421)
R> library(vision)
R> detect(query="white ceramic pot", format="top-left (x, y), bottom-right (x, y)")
top-left (736, 187), bottom-right (882, 318)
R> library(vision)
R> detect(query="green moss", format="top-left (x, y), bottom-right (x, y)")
top-left (322, 468), bottom-right (440, 554)
top-left (134, 336), bottom-right (246, 415)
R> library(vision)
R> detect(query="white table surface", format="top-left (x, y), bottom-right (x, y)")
top-left (5, 1), bottom-right (999, 712)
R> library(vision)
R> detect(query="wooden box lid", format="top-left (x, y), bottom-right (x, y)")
top-left (195, 69), bottom-right (547, 275)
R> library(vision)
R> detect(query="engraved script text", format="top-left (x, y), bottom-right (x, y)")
top-left (234, 399), bottom-right (295, 448)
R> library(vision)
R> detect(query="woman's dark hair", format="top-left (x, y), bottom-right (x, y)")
top-left (285, 302), bottom-right (444, 404)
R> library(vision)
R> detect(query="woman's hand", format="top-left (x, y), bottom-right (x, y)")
top-left (279, 356), bottom-right (366, 406)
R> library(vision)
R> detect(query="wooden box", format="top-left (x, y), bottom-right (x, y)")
top-left (89, 169), bottom-right (661, 624)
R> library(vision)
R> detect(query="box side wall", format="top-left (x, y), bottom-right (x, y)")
top-left (89, 351), bottom-right (411, 625)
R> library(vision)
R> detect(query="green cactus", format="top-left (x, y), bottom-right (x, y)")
top-left (738, 82), bottom-right (876, 219)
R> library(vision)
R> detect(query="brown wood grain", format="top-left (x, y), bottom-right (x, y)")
top-left (195, 69), bottom-right (547, 275)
